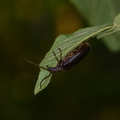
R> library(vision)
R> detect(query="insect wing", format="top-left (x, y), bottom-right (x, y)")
top-left (63, 45), bottom-right (91, 70)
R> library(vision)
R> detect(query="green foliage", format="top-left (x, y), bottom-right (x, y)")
top-left (34, 14), bottom-right (120, 94)
top-left (70, 0), bottom-right (120, 51)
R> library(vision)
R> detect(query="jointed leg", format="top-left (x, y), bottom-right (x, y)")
top-left (52, 51), bottom-right (59, 63)
top-left (40, 72), bottom-right (51, 89)
top-left (58, 48), bottom-right (62, 61)
top-left (52, 48), bottom-right (62, 64)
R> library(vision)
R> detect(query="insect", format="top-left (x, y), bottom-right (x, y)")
top-left (25, 42), bottom-right (91, 88)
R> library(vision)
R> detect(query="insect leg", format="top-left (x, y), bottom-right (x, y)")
top-left (53, 48), bottom-right (63, 64)
top-left (58, 48), bottom-right (62, 62)
top-left (52, 51), bottom-right (59, 63)
top-left (40, 72), bottom-right (51, 89)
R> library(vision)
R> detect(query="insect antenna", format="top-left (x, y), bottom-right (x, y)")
top-left (24, 57), bottom-right (49, 71)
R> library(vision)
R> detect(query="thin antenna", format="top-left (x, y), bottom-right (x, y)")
top-left (24, 57), bottom-right (49, 71)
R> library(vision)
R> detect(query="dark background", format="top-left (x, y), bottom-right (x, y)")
top-left (0, 0), bottom-right (120, 120)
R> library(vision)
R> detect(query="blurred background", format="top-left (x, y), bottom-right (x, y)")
top-left (0, 0), bottom-right (120, 120)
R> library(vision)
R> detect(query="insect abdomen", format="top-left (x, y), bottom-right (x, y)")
top-left (63, 45), bottom-right (91, 70)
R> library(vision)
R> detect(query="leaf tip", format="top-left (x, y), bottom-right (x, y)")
top-left (34, 85), bottom-right (41, 95)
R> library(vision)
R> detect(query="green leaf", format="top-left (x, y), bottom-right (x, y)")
top-left (114, 13), bottom-right (120, 26)
top-left (34, 24), bottom-right (112, 94)
top-left (97, 14), bottom-right (120, 38)
top-left (70, 0), bottom-right (120, 51)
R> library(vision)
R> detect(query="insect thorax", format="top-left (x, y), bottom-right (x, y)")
top-left (48, 66), bottom-right (65, 73)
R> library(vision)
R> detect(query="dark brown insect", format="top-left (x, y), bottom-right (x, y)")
top-left (25, 42), bottom-right (91, 88)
